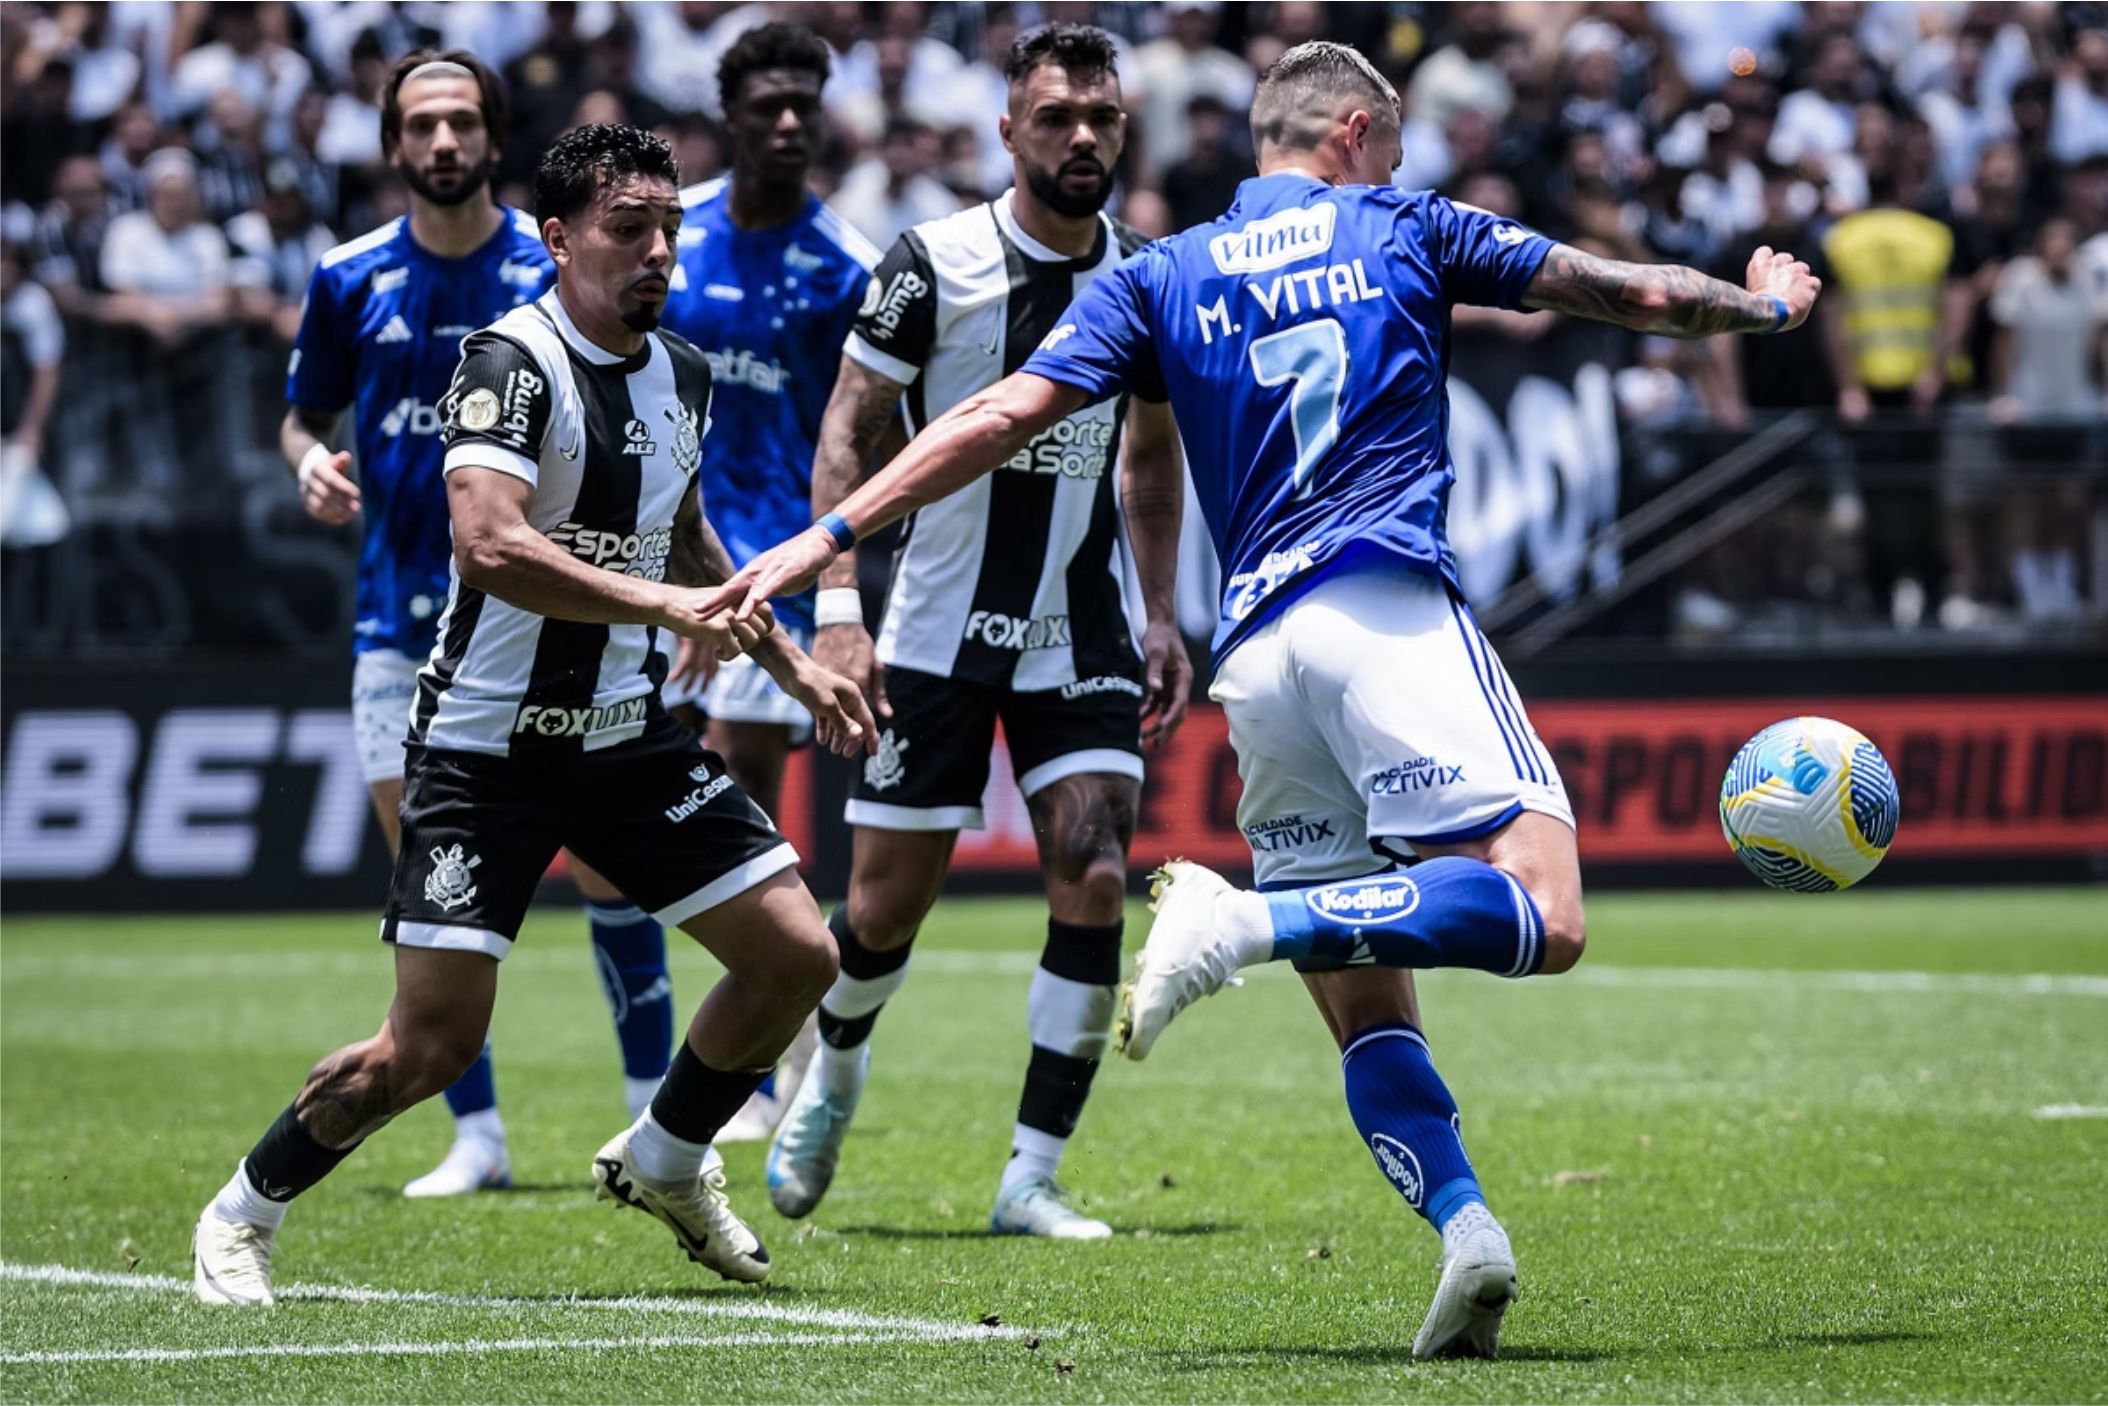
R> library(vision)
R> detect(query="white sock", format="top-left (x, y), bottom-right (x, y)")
top-left (999, 1125), bottom-right (1065, 1196)
top-left (820, 958), bottom-right (911, 1020)
top-left (1441, 1200), bottom-right (1507, 1257)
top-left (810, 1041), bottom-right (870, 1098)
top-left (624, 1107), bottom-right (710, 1183)
top-left (453, 1107), bottom-right (506, 1153)
top-left (209, 1160), bottom-right (289, 1232)
top-left (623, 1075), bottom-right (661, 1121)
top-left (1214, 889), bottom-right (1277, 967)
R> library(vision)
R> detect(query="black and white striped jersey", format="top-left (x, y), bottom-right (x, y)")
top-left (846, 191), bottom-right (1146, 690)
top-left (413, 291), bottom-right (711, 758)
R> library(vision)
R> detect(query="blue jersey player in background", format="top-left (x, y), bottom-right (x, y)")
top-left (659, 25), bottom-right (877, 1143)
top-left (283, 51), bottom-right (680, 1199)
top-left (706, 41), bottom-right (1821, 1362)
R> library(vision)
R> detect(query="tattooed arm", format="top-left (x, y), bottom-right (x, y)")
top-left (804, 353), bottom-right (912, 715)
top-left (1523, 243), bottom-right (1822, 339)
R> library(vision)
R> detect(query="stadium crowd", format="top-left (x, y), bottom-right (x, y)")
top-left (2, 0), bottom-right (2104, 634)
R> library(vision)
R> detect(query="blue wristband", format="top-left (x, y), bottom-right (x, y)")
top-left (1762, 295), bottom-right (1791, 333)
top-left (816, 512), bottom-right (857, 553)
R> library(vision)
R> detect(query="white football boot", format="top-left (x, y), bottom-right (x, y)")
top-left (1412, 1203), bottom-right (1518, 1359)
top-left (1118, 861), bottom-right (1246, 1061)
top-left (716, 1014), bottom-right (818, 1143)
top-left (766, 1043), bottom-right (866, 1217)
top-left (591, 1128), bottom-right (770, 1282)
top-left (402, 1135), bottom-right (511, 1198)
top-left (191, 1209), bottom-right (276, 1307)
top-left (989, 1177), bottom-right (1113, 1240)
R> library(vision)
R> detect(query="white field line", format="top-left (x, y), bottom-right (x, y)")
top-left (2033, 1104), bottom-right (2108, 1119)
top-left (0, 1262), bottom-right (1030, 1343)
top-left (6, 947), bottom-right (2104, 998)
top-left (0, 1331), bottom-right (925, 1368)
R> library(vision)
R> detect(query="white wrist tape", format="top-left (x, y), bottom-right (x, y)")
top-left (814, 587), bottom-right (864, 628)
top-left (297, 442), bottom-right (334, 489)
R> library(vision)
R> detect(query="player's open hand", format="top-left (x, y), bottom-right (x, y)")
top-left (298, 447), bottom-right (361, 525)
top-left (1139, 618), bottom-right (1191, 746)
top-left (784, 655), bottom-right (879, 757)
top-left (701, 526), bottom-right (839, 624)
top-left (1744, 245), bottom-right (1821, 331)
top-left (814, 619), bottom-right (890, 720)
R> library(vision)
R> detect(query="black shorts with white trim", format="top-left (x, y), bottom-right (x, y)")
top-left (845, 665), bottom-right (1144, 832)
top-left (381, 720), bottom-right (797, 960)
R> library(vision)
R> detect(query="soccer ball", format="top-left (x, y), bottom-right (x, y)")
top-left (1719, 717), bottom-right (1899, 892)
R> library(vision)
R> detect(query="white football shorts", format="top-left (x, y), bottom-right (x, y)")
top-left (351, 648), bottom-right (420, 786)
top-left (663, 623), bottom-right (815, 742)
top-left (1209, 561), bottom-right (1574, 889)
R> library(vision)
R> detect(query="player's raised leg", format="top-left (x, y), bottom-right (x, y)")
top-left (767, 825), bottom-right (950, 1217)
top-left (989, 769), bottom-right (1139, 1239)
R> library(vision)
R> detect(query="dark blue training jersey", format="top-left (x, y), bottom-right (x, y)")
top-left (1023, 173), bottom-right (1554, 663)
top-left (661, 177), bottom-right (878, 632)
top-left (287, 209), bottom-right (554, 657)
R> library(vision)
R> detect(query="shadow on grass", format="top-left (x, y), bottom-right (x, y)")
top-left (832, 1222), bottom-right (1247, 1241)
top-left (1154, 1343), bottom-right (1612, 1369)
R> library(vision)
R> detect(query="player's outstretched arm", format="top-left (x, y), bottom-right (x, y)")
top-left (666, 484), bottom-right (876, 756)
top-left (1120, 396), bottom-right (1192, 745)
top-left (1522, 244), bottom-right (1821, 339)
top-left (705, 372), bottom-right (1089, 622)
top-left (448, 463), bottom-right (766, 659)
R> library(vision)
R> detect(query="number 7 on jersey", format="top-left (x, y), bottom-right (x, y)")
top-left (1247, 318), bottom-right (1348, 499)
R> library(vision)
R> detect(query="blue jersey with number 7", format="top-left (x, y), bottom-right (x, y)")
top-left (1022, 173), bottom-right (1554, 664)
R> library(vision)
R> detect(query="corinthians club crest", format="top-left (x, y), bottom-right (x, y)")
top-left (665, 404), bottom-right (702, 476)
top-left (423, 844), bottom-right (482, 911)
top-left (863, 729), bottom-right (909, 792)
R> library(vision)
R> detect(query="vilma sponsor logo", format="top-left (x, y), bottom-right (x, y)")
top-left (1243, 814), bottom-right (1339, 853)
top-left (1060, 675), bottom-right (1145, 701)
top-left (1305, 877), bottom-right (1422, 927)
top-left (423, 844), bottom-right (482, 911)
top-left (1368, 1132), bottom-right (1425, 1207)
top-left (513, 697), bottom-right (649, 738)
top-left (1371, 757), bottom-right (1465, 795)
top-left (1208, 203), bottom-right (1337, 275)
top-left (964, 611), bottom-right (1070, 650)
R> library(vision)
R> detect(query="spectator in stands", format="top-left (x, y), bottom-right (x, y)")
top-left (1405, 1), bottom-right (1514, 130)
top-left (2006, 74), bottom-right (2070, 227)
top-left (25, 152), bottom-right (111, 317)
top-left (1710, 164), bottom-right (1834, 427)
top-left (829, 117), bottom-right (958, 251)
top-left (954, 5), bottom-right (1022, 198)
top-left (100, 99), bottom-right (162, 213)
top-left (168, 2), bottom-right (313, 128)
top-left (502, 2), bottom-right (592, 190)
top-left (1770, 33), bottom-right (1867, 175)
top-left (196, 91), bottom-right (269, 226)
top-left (98, 150), bottom-right (235, 348)
top-left (315, 29), bottom-right (386, 167)
top-left (1988, 216), bottom-right (2106, 424)
top-left (1920, 32), bottom-right (2013, 191)
top-left (831, 1), bottom-right (963, 140)
top-left (1, 238), bottom-right (69, 546)
top-left (581, 15), bottom-right (670, 134)
top-left (1133, 1), bottom-right (1254, 182)
top-left (2050, 26), bottom-right (2108, 164)
top-left (1822, 170), bottom-right (1970, 421)
top-left (1161, 94), bottom-right (1253, 233)
top-left (229, 159), bottom-right (334, 343)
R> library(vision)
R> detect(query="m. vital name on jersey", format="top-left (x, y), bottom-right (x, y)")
top-left (1195, 259), bottom-right (1383, 344)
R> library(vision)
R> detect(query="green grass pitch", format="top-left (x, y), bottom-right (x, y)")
top-left (3, 888), bottom-right (2105, 1403)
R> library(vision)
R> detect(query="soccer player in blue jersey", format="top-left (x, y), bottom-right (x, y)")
top-left (658, 24), bottom-right (880, 1141)
top-left (704, 41), bottom-right (1822, 1358)
top-left (284, 52), bottom-right (680, 1198)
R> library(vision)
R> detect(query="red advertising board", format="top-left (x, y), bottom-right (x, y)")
top-left (942, 696), bottom-right (2108, 871)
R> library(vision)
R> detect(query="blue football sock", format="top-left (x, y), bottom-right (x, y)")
top-left (441, 1042), bottom-right (498, 1118)
top-left (589, 901), bottom-right (674, 1083)
top-left (1264, 857), bottom-right (1543, 976)
top-left (1341, 1022), bottom-right (1484, 1232)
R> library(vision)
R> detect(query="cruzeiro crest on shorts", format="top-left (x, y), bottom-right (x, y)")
top-left (423, 843), bottom-right (483, 911)
top-left (864, 728), bottom-right (910, 792)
